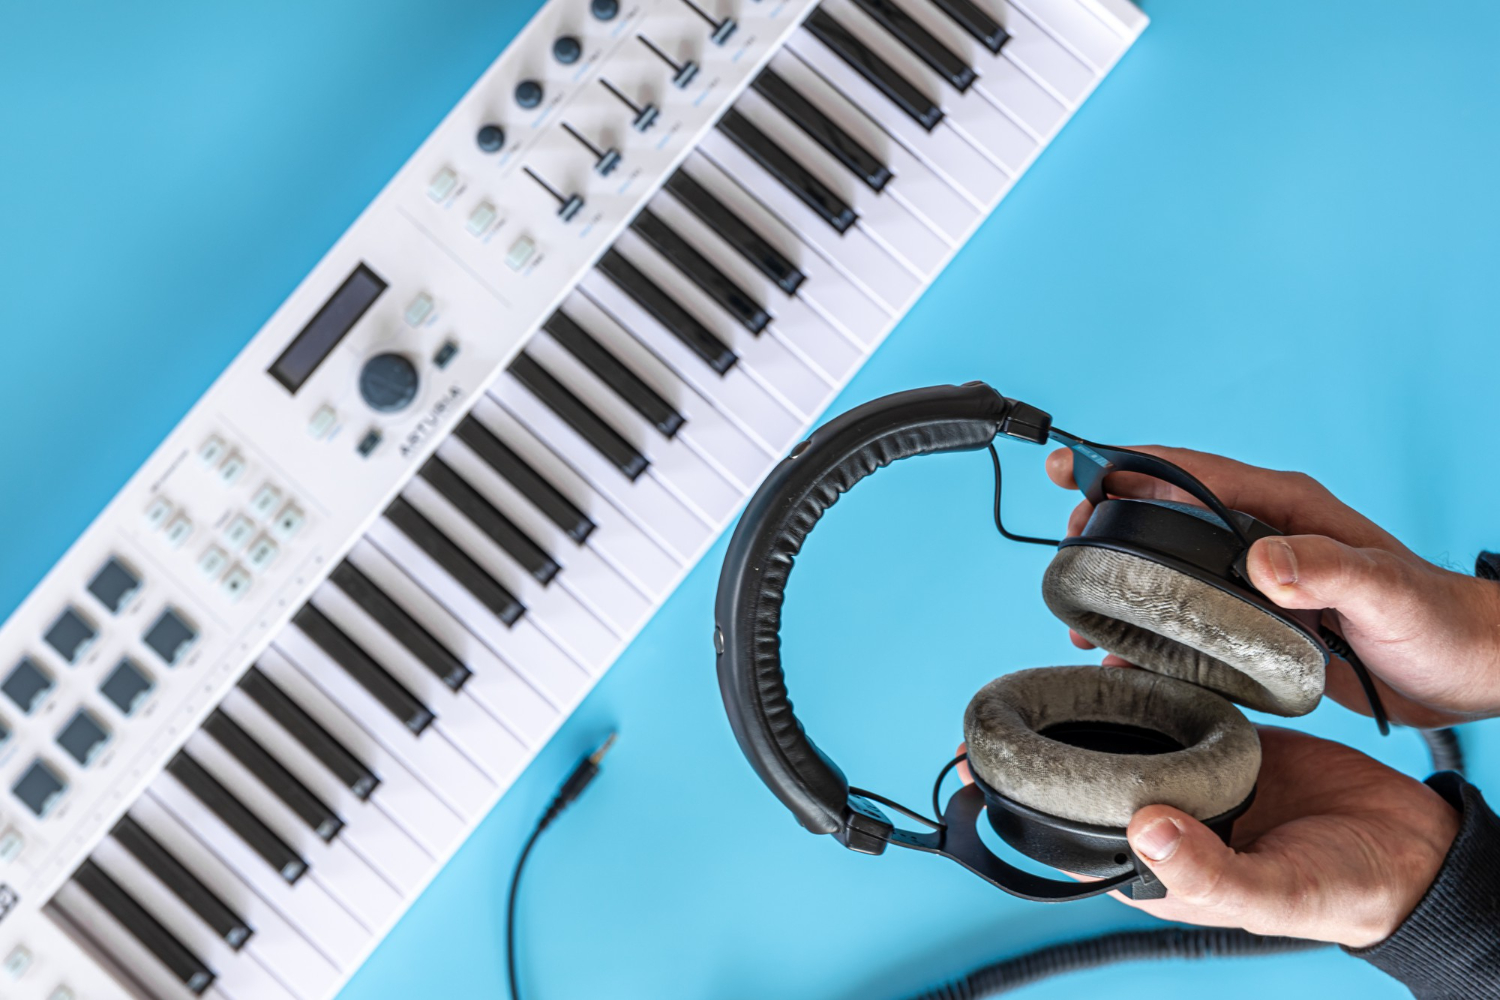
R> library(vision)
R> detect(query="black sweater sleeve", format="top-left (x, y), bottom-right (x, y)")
top-left (1348, 772), bottom-right (1500, 997)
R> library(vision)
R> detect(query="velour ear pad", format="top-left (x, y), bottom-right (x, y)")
top-left (963, 666), bottom-right (1261, 827)
top-left (1042, 545), bottom-right (1325, 717)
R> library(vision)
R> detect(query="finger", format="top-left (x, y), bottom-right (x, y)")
top-left (1067, 499), bottom-right (1093, 538)
top-left (1100, 654), bottom-right (1136, 668)
top-left (954, 742), bottom-right (971, 785)
top-left (1246, 536), bottom-right (1422, 633)
top-left (1069, 629), bottom-right (1097, 650)
top-left (1126, 805), bottom-right (1288, 916)
top-left (1046, 448), bottom-right (1077, 489)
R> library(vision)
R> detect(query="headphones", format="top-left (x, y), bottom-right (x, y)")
top-left (714, 382), bottom-right (1386, 902)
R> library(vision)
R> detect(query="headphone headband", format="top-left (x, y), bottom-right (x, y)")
top-left (713, 382), bottom-right (1049, 849)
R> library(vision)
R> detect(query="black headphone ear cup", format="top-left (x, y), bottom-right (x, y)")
top-left (963, 666), bottom-right (1260, 828)
top-left (1042, 544), bottom-right (1325, 716)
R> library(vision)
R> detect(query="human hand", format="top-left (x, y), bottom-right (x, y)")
top-left (1045, 445), bottom-right (1500, 726)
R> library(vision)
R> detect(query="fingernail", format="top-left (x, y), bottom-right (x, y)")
top-left (1132, 818), bottom-right (1182, 862)
top-left (1264, 538), bottom-right (1299, 586)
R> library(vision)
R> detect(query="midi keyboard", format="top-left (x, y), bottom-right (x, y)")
top-left (0, 0), bottom-right (1145, 995)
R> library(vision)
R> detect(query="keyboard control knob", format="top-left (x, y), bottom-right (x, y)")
top-left (476, 124), bottom-right (506, 153)
top-left (359, 353), bottom-right (420, 413)
top-left (590, 0), bottom-right (619, 20)
top-left (515, 79), bottom-right (544, 109)
top-left (553, 35), bottom-right (582, 64)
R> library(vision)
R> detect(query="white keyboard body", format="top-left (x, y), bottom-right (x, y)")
top-left (0, 0), bottom-right (1145, 996)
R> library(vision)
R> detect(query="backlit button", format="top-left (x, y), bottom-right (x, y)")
top-left (49, 988), bottom-right (75, 1000)
top-left (404, 293), bottom-right (435, 327)
top-left (250, 485), bottom-right (282, 518)
top-left (199, 547), bottom-right (229, 578)
top-left (271, 505), bottom-right (305, 541)
top-left (246, 536), bottom-right (279, 571)
top-left (219, 453), bottom-right (247, 485)
top-left (308, 405), bottom-right (337, 439)
top-left (224, 516), bottom-right (256, 551)
top-left (466, 201), bottom-right (498, 236)
top-left (198, 437), bottom-right (227, 466)
top-left (222, 567), bottom-right (252, 603)
top-left (0, 829), bottom-right (23, 863)
top-left (506, 235), bottom-right (537, 271)
top-left (164, 515), bottom-right (194, 548)
top-left (428, 167), bottom-right (458, 201)
top-left (144, 498), bottom-right (174, 531)
top-left (12, 760), bottom-right (65, 818)
top-left (2, 945), bottom-right (31, 980)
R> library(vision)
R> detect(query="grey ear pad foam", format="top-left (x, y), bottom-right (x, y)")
top-left (964, 666), bottom-right (1261, 827)
top-left (1042, 545), bottom-right (1326, 717)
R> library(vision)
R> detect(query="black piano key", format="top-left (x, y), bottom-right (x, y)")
top-left (628, 209), bottom-right (772, 335)
top-left (454, 415), bottom-right (595, 545)
top-left (509, 352), bottom-right (650, 481)
top-left (805, 8), bottom-right (944, 131)
top-left (112, 814), bottom-right (253, 951)
top-left (166, 752), bottom-right (307, 885)
top-left (385, 497), bottom-right (527, 628)
top-left (73, 858), bottom-right (217, 995)
top-left (852, 0), bottom-right (976, 92)
top-left (664, 170), bottom-right (805, 296)
top-left (203, 710), bottom-right (345, 844)
top-left (293, 604), bottom-right (436, 736)
top-left (717, 109), bottom-right (858, 234)
top-left (329, 561), bottom-right (471, 692)
top-left (929, 0), bottom-right (1008, 53)
top-left (596, 249), bottom-right (738, 375)
top-left (544, 311), bottom-right (685, 439)
top-left (751, 69), bottom-right (893, 193)
top-left (418, 457), bottom-right (560, 586)
top-left (239, 666), bottom-right (380, 801)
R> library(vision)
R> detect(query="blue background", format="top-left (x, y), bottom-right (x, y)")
top-left (3, 0), bottom-right (1498, 996)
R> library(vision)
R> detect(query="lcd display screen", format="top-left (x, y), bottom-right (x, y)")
top-left (268, 263), bottom-right (388, 392)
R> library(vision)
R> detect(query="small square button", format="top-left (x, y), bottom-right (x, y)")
top-left (199, 547), bottom-right (229, 578)
top-left (12, 760), bottom-right (65, 818)
top-left (143, 608), bottom-right (197, 667)
top-left (224, 515), bottom-right (257, 551)
top-left (0, 828), bottom-right (24, 863)
top-left (434, 340), bottom-right (459, 369)
top-left (100, 658), bottom-right (153, 715)
top-left (2, 944), bottom-right (31, 980)
top-left (466, 201), bottom-right (497, 236)
top-left (56, 710), bottom-right (110, 767)
top-left (357, 430), bottom-right (382, 457)
top-left (144, 498), bottom-right (174, 531)
top-left (222, 567), bottom-right (252, 602)
top-left (308, 405), bottom-right (338, 439)
top-left (49, 987), bottom-right (75, 1000)
top-left (164, 515), bottom-right (194, 548)
top-left (198, 436), bottom-right (227, 466)
top-left (404, 293), bottom-right (435, 327)
top-left (428, 167), bottom-right (458, 201)
top-left (271, 505), bottom-right (305, 541)
top-left (219, 453), bottom-right (247, 485)
top-left (246, 536), bottom-right (279, 571)
top-left (506, 235), bottom-right (536, 271)
top-left (250, 485), bottom-right (282, 518)
top-left (3, 659), bottom-right (52, 714)
top-left (88, 557), bottom-right (141, 614)
top-left (44, 607), bottom-right (97, 664)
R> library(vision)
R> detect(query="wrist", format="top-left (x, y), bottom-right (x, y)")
top-left (1339, 792), bottom-right (1461, 949)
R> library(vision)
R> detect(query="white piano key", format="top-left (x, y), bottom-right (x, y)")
top-left (310, 574), bottom-right (534, 781)
top-left (762, 48), bottom-right (983, 244)
top-left (577, 268), bottom-right (806, 458)
top-left (124, 795), bottom-right (343, 1000)
top-left (880, 0), bottom-right (1069, 138)
top-left (183, 731), bottom-right (404, 932)
top-left (147, 774), bottom-right (370, 969)
top-left (554, 290), bottom-right (778, 491)
top-left (733, 82), bottom-right (958, 275)
top-left (820, 0), bottom-right (1041, 174)
top-left (524, 333), bottom-right (744, 524)
top-left (275, 627), bottom-right (497, 820)
top-left (363, 515), bottom-right (594, 704)
top-left (343, 538), bottom-right (561, 743)
top-left (50, 881), bottom-right (226, 1000)
top-left (675, 153), bottom-right (895, 347)
top-left (966, 0), bottom-right (1096, 104)
top-left (491, 367), bottom-right (715, 561)
top-left (610, 227), bottom-right (836, 420)
top-left (697, 129), bottom-right (925, 316)
top-left (91, 837), bottom-right (300, 1000)
top-left (217, 687), bottom-right (436, 898)
top-left (467, 396), bottom-right (681, 600)
top-left (254, 648), bottom-right (467, 857)
top-left (1008, 0), bottom-right (1129, 72)
top-left (783, 31), bottom-right (1012, 208)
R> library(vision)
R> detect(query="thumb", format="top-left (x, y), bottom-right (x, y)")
top-left (1246, 534), bottom-right (1411, 624)
top-left (1126, 805), bottom-right (1258, 908)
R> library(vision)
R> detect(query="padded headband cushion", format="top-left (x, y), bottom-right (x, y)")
top-left (964, 666), bottom-right (1260, 827)
top-left (1043, 545), bottom-right (1325, 717)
